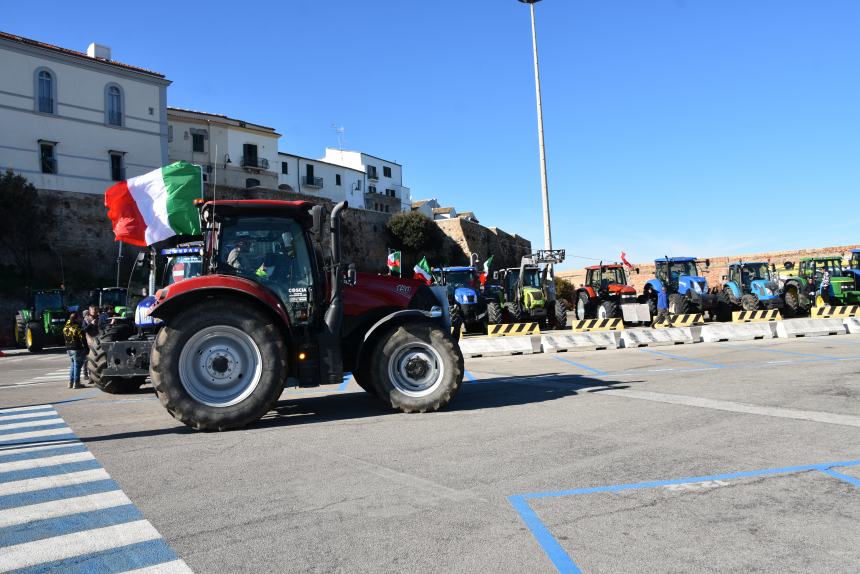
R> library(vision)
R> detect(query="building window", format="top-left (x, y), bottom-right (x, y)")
top-left (335, 174), bottom-right (341, 186)
top-left (39, 142), bottom-right (56, 174)
top-left (306, 164), bottom-right (314, 179)
top-left (386, 188), bottom-right (396, 197)
top-left (106, 84), bottom-right (123, 126)
top-left (281, 161), bottom-right (289, 175)
top-left (242, 143), bottom-right (258, 167)
top-left (368, 185), bottom-right (377, 194)
top-left (246, 178), bottom-right (261, 188)
top-left (385, 205), bottom-right (390, 213)
top-left (35, 69), bottom-right (55, 114)
top-left (168, 125), bottom-right (173, 142)
top-left (192, 133), bottom-right (205, 153)
top-left (367, 165), bottom-right (378, 179)
top-left (383, 166), bottom-right (392, 178)
top-left (109, 152), bottom-right (125, 181)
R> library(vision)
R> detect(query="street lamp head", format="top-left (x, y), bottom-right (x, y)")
top-left (518, 0), bottom-right (542, 3)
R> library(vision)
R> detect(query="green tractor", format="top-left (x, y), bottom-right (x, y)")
top-left (88, 287), bottom-right (131, 318)
top-left (781, 256), bottom-right (860, 314)
top-left (13, 289), bottom-right (69, 353)
top-left (490, 250), bottom-right (568, 328)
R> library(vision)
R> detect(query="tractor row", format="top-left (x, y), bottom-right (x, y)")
top-left (571, 251), bottom-right (860, 323)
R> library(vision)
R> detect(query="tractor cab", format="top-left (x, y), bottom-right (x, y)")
top-left (33, 289), bottom-right (66, 319)
top-left (584, 265), bottom-right (633, 296)
top-left (13, 289), bottom-right (68, 353)
top-left (647, 257), bottom-right (716, 315)
top-left (796, 256), bottom-right (860, 305)
top-left (848, 250), bottom-right (860, 283)
top-left (88, 287), bottom-right (130, 317)
top-left (574, 264), bottom-right (639, 320)
top-left (723, 262), bottom-right (782, 311)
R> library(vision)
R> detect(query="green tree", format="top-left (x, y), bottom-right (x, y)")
top-left (554, 277), bottom-right (576, 308)
top-left (0, 170), bottom-right (57, 281)
top-left (386, 211), bottom-right (437, 252)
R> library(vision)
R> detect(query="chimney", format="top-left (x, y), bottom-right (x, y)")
top-left (86, 43), bottom-right (111, 61)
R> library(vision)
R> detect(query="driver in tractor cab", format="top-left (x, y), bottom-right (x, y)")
top-left (227, 237), bottom-right (257, 275)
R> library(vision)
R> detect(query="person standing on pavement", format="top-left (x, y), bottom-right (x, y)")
top-left (63, 311), bottom-right (87, 389)
top-left (654, 284), bottom-right (670, 326)
top-left (820, 265), bottom-right (831, 306)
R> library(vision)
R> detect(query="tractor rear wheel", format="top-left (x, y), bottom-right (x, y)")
top-left (25, 322), bottom-right (44, 353)
top-left (597, 300), bottom-right (619, 319)
top-left (741, 294), bottom-right (759, 312)
top-left (506, 301), bottom-right (524, 323)
top-left (667, 294), bottom-right (690, 315)
top-left (553, 299), bottom-right (568, 328)
top-left (575, 292), bottom-right (595, 320)
top-left (369, 321), bottom-right (463, 413)
top-left (487, 301), bottom-right (503, 325)
top-left (13, 315), bottom-right (25, 348)
top-left (150, 300), bottom-right (288, 431)
top-left (87, 329), bottom-right (147, 394)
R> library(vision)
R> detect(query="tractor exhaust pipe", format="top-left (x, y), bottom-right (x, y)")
top-left (321, 201), bottom-right (347, 385)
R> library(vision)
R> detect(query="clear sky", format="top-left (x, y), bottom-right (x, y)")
top-left (6, 0), bottom-right (859, 269)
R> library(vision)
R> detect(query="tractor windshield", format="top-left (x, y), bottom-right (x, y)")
top-left (445, 270), bottom-right (477, 289)
top-left (219, 215), bottom-right (316, 324)
top-left (657, 260), bottom-right (698, 285)
top-left (165, 256), bottom-right (203, 285)
top-left (522, 268), bottom-right (542, 289)
top-left (34, 292), bottom-right (63, 316)
top-left (739, 264), bottom-right (771, 286)
top-left (99, 289), bottom-right (127, 307)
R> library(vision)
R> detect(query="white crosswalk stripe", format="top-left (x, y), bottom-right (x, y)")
top-left (0, 404), bottom-right (193, 573)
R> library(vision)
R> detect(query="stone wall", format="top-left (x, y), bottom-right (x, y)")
top-left (433, 218), bottom-right (532, 269)
top-left (557, 244), bottom-right (860, 292)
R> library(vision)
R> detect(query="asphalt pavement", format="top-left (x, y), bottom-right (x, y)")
top-left (1, 334), bottom-right (858, 573)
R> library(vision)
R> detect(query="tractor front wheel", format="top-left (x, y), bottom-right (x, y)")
top-left (553, 299), bottom-right (568, 329)
top-left (741, 294), bottom-right (759, 312)
top-left (487, 301), bottom-right (503, 325)
top-left (87, 331), bottom-right (147, 394)
top-left (575, 292), bottom-right (595, 321)
top-left (150, 300), bottom-right (288, 431)
top-left (25, 322), bottom-right (44, 353)
top-left (597, 300), bottom-right (619, 319)
top-left (506, 301), bottom-right (524, 323)
top-left (370, 321), bottom-right (463, 413)
top-left (783, 286), bottom-right (802, 316)
top-left (668, 294), bottom-right (690, 315)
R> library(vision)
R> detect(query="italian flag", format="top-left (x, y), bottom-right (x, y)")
top-left (104, 161), bottom-right (202, 246)
top-left (387, 250), bottom-right (401, 274)
top-left (413, 256), bottom-right (432, 284)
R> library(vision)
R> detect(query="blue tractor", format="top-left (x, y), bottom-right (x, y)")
top-left (643, 257), bottom-right (718, 316)
top-left (848, 250), bottom-right (860, 283)
top-left (721, 261), bottom-right (784, 312)
top-left (438, 266), bottom-right (489, 335)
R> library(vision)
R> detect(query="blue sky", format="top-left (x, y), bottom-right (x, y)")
top-left (6, 0), bottom-right (859, 269)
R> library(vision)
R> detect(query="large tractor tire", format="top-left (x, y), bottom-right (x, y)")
top-left (740, 294), bottom-right (759, 312)
top-left (487, 301), bottom-right (503, 325)
top-left (647, 297), bottom-right (658, 321)
top-left (13, 316), bottom-right (25, 348)
top-left (25, 322), bottom-right (45, 353)
top-left (87, 328), bottom-right (147, 395)
top-left (553, 299), bottom-right (568, 329)
top-left (449, 305), bottom-right (463, 341)
top-left (368, 321), bottom-right (464, 413)
top-left (506, 301), bottom-right (524, 323)
top-left (597, 300), bottom-right (619, 319)
top-left (667, 294), bottom-right (690, 315)
top-left (150, 300), bottom-right (288, 431)
top-left (575, 292), bottom-right (595, 321)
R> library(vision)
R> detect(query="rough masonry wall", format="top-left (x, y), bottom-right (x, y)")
top-left (557, 244), bottom-right (860, 292)
top-left (433, 218), bottom-right (532, 269)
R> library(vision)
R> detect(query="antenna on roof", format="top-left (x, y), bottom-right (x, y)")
top-left (331, 123), bottom-right (345, 151)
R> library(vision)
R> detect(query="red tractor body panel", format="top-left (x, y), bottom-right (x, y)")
top-left (344, 273), bottom-right (424, 317)
top-left (607, 284), bottom-right (637, 296)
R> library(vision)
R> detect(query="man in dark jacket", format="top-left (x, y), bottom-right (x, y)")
top-left (653, 285), bottom-right (670, 327)
top-left (63, 312), bottom-right (87, 389)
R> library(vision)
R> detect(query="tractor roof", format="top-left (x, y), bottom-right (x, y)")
top-left (655, 257), bottom-right (696, 263)
top-left (729, 261), bottom-right (767, 267)
top-left (585, 264), bottom-right (624, 271)
top-left (203, 199), bottom-right (314, 221)
top-left (799, 255), bottom-right (841, 262)
top-left (443, 266), bottom-right (476, 272)
top-left (852, 249), bottom-right (860, 254)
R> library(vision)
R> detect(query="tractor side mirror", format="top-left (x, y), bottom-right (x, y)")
top-left (311, 205), bottom-right (324, 237)
top-left (721, 275), bottom-right (727, 281)
top-left (705, 259), bottom-right (711, 268)
top-left (346, 263), bottom-right (357, 286)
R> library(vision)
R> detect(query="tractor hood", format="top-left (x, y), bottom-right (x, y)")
top-left (750, 279), bottom-right (779, 300)
top-left (607, 283), bottom-right (636, 296)
top-left (830, 276), bottom-right (856, 295)
top-left (454, 287), bottom-right (479, 305)
top-left (523, 286), bottom-right (545, 309)
top-left (678, 275), bottom-right (708, 294)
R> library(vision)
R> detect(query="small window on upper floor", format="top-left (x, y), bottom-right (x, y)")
top-left (36, 69), bottom-right (55, 114)
top-left (106, 85), bottom-right (123, 126)
top-left (110, 152), bottom-right (125, 181)
top-left (383, 166), bottom-right (392, 178)
top-left (281, 161), bottom-right (289, 175)
top-left (367, 165), bottom-right (378, 179)
top-left (40, 142), bottom-right (56, 174)
top-left (192, 133), bottom-right (205, 153)
top-left (335, 174), bottom-right (341, 186)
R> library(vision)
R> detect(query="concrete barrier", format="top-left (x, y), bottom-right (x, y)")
top-left (620, 327), bottom-right (701, 348)
top-left (844, 318), bottom-right (860, 334)
top-left (775, 318), bottom-right (846, 338)
top-left (701, 322), bottom-right (776, 342)
top-left (458, 335), bottom-right (541, 358)
top-left (541, 332), bottom-right (621, 352)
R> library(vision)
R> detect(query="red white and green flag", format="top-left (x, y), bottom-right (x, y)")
top-left (104, 161), bottom-right (202, 247)
top-left (387, 250), bottom-right (401, 274)
top-left (413, 256), bottom-right (432, 284)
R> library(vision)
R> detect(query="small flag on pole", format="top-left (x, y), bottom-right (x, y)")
top-left (414, 256), bottom-right (432, 284)
top-left (387, 250), bottom-right (401, 276)
top-left (621, 252), bottom-right (634, 269)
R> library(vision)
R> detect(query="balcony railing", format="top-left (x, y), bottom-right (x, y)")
top-left (302, 176), bottom-right (323, 188)
top-left (367, 170), bottom-right (379, 180)
top-left (107, 112), bottom-right (123, 126)
top-left (241, 156), bottom-right (269, 170)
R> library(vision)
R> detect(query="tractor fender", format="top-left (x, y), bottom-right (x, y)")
top-left (783, 277), bottom-right (807, 293)
top-left (149, 275), bottom-right (292, 335)
top-left (579, 286), bottom-right (597, 300)
top-left (353, 309), bottom-right (442, 376)
top-left (723, 281), bottom-right (742, 299)
top-left (646, 279), bottom-right (663, 294)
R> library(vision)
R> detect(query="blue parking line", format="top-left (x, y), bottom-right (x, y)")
top-left (464, 370), bottom-right (476, 382)
top-left (732, 345), bottom-right (841, 360)
top-left (0, 503), bottom-right (141, 547)
top-left (638, 348), bottom-right (724, 368)
top-left (15, 538), bottom-right (182, 574)
top-left (337, 373), bottom-right (352, 392)
top-left (510, 458), bottom-right (860, 573)
top-left (552, 356), bottom-right (607, 376)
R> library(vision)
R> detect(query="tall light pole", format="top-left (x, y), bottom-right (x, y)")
top-left (518, 0), bottom-right (552, 253)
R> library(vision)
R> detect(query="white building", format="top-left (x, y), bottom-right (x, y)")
top-left (275, 152), bottom-right (365, 206)
top-left (168, 107), bottom-right (280, 189)
top-left (321, 148), bottom-right (411, 213)
top-left (0, 31), bottom-right (170, 194)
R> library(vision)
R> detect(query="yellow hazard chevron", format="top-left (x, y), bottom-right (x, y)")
top-left (732, 309), bottom-right (782, 323)
top-left (811, 305), bottom-right (860, 319)
top-left (653, 314), bottom-right (705, 329)
top-left (487, 322), bottom-right (541, 337)
top-left (571, 318), bottom-right (624, 332)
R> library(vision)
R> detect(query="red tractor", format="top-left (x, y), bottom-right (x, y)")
top-left (573, 263), bottom-right (639, 320)
top-left (148, 200), bottom-right (463, 431)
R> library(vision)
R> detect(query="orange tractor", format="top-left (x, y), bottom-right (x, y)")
top-left (573, 263), bottom-right (645, 321)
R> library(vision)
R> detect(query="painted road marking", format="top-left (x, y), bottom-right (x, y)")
top-left (510, 459), bottom-right (860, 574)
top-left (551, 356), bottom-right (608, 376)
top-left (663, 479), bottom-right (730, 492)
top-left (0, 406), bottom-right (193, 574)
top-left (598, 389), bottom-right (860, 427)
top-left (638, 348), bottom-right (724, 367)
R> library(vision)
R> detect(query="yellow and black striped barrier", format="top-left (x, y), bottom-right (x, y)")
top-left (487, 322), bottom-right (541, 337)
top-left (571, 318), bottom-right (625, 332)
top-left (653, 314), bottom-right (705, 329)
top-left (732, 309), bottom-right (782, 323)
top-left (811, 305), bottom-right (860, 319)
